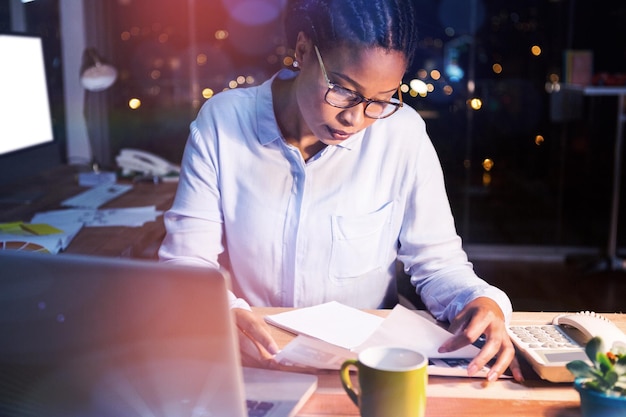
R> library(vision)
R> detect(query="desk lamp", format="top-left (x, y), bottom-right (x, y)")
top-left (80, 47), bottom-right (117, 92)
top-left (80, 48), bottom-right (117, 177)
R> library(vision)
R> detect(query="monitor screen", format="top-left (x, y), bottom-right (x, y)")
top-left (0, 32), bottom-right (61, 188)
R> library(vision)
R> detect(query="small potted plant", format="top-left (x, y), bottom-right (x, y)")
top-left (566, 336), bottom-right (626, 417)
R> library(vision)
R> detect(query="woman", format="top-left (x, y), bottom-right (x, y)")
top-left (159, 0), bottom-right (523, 382)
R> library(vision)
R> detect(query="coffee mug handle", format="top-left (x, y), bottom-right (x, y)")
top-left (340, 359), bottom-right (360, 406)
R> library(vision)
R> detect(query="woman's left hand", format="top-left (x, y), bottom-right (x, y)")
top-left (437, 297), bottom-right (524, 382)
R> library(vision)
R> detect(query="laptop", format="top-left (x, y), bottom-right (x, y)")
top-left (0, 250), bottom-right (317, 417)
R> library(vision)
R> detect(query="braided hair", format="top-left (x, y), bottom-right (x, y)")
top-left (284, 0), bottom-right (419, 67)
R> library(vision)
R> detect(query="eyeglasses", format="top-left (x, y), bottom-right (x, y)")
top-left (314, 45), bottom-right (403, 119)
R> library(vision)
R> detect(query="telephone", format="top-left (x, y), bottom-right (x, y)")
top-left (508, 311), bottom-right (626, 383)
top-left (115, 148), bottom-right (180, 178)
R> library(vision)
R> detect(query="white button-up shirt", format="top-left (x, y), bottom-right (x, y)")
top-left (158, 70), bottom-right (512, 323)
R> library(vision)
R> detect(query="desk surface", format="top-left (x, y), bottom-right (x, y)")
top-left (254, 308), bottom-right (626, 417)
top-left (0, 165), bottom-right (177, 258)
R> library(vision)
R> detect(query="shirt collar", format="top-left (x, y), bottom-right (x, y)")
top-left (256, 69), bottom-right (292, 146)
top-left (256, 69), bottom-right (361, 150)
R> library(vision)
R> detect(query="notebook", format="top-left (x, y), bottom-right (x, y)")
top-left (0, 250), bottom-right (317, 417)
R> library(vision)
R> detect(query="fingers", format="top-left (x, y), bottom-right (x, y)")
top-left (446, 307), bottom-right (472, 336)
top-left (237, 327), bottom-right (275, 367)
top-left (438, 324), bottom-right (482, 353)
top-left (438, 301), bottom-right (493, 354)
top-left (233, 308), bottom-right (280, 367)
top-left (438, 297), bottom-right (525, 382)
top-left (508, 356), bottom-right (525, 382)
top-left (468, 332), bottom-right (518, 382)
top-left (233, 308), bottom-right (280, 354)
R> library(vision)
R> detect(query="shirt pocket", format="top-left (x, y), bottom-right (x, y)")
top-left (329, 201), bottom-right (393, 279)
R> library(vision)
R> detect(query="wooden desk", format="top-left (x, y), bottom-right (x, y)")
top-left (254, 308), bottom-right (626, 417)
top-left (0, 165), bottom-right (177, 258)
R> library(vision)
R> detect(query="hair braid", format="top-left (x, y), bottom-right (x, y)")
top-left (284, 0), bottom-right (418, 67)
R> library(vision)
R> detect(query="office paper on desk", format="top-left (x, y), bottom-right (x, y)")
top-left (61, 183), bottom-right (132, 209)
top-left (31, 206), bottom-right (163, 227)
top-left (268, 303), bottom-right (495, 377)
top-left (266, 301), bottom-right (381, 370)
top-left (0, 221), bottom-right (82, 254)
top-left (265, 301), bottom-right (384, 349)
top-left (354, 304), bottom-right (480, 357)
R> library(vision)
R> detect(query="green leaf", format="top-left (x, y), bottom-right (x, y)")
top-left (566, 360), bottom-right (594, 378)
top-left (584, 379), bottom-right (603, 392)
top-left (597, 352), bottom-right (614, 375)
top-left (585, 337), bottom-right (603, 364)
top-left (603, 370), bottom-right (619, 387)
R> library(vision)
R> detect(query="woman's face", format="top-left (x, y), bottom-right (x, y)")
top-left (295, 43), bottom-right (407, 146)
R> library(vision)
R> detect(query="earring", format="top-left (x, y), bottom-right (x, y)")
top-left (293, 52), bottom-right (299, 69)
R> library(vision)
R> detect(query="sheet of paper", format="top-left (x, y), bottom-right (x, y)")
top-left (354, 304), bottom-right (480, 358)
top-left (265, 301), bottom-right (384, 349)
top-left (0, 221), bottom-right (82, 254)
top-left (274, 334), bottom-right (356, 370)
top-left (274, 335), bottom-right (500, 377)
top-left (271, 305), bottom-right (502, 377)
top-left (19, 223), bottom-right (64, 235)
top-left (31, 206), bottom-right (162, 227)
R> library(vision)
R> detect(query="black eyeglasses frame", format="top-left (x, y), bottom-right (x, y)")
top-left (314, 45), bottom-right (403, 120)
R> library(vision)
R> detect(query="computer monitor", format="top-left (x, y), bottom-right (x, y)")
top-left (0, 32), bottom-right (62, 188)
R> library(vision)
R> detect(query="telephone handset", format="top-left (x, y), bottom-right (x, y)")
top-left (508, 311), bottom-right (626, 383)
top-left (553, 311), bottom-right (626, 349)
top-left (115, 148), bottom-right (180, 178)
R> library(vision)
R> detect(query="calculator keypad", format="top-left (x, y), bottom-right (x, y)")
top-left (508, 325), bottom-right (582, 350)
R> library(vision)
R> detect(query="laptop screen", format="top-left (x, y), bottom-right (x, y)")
top-left (0, 252), bottom-right (247, 417)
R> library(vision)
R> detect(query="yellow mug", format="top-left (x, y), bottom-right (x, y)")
top-left (340, 346), bottom-right (427, 417)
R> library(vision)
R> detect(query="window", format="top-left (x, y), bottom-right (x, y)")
top-left (14, 0), bottom-right (625, 250)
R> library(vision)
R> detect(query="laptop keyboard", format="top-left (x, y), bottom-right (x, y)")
top-left (246, 400), bottom-right (275, 417)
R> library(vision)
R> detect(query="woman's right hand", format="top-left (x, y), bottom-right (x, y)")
top-left (233, 308), bottom-right (280, 368)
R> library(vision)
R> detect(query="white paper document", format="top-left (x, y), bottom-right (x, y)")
top-left (267, 302), bottom-right (502, 377)
top-left (353, 304), bottom-right (480, 358)
top-left (60, 183), bottom-right (133, 209)
top-left (265, 301), bottom-right (384, 349)
top-left (273, 334), bottom-right (357, 370)
top-left (31, 206), bottom-right (163, 227)
top-left (0, 221), bottom-right (82, 254)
